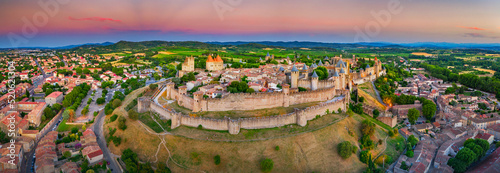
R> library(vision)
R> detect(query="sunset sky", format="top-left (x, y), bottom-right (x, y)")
top-left (1, 0), bottom-right (500, 48)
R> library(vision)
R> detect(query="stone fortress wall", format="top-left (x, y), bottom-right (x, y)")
top-left (138, 93), bottom-right (347, 134)
top-left (162, 82), bottom-right (341, 112)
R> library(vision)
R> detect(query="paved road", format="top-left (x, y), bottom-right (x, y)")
top-left (91, 111), bottom-right (122, 173)
top-left (20, 116), bottom-right (63, 173)
top-left (371, 81), bottom-right (387, 107)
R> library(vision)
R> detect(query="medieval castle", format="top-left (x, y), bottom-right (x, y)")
top-left (138, 54), bottom-right (386, 134)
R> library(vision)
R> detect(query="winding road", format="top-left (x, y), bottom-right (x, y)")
top-left (91, 111), bottom-right (122, 173)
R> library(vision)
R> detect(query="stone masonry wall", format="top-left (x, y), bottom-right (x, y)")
top-left (139, 95), bottom-right (347, 134)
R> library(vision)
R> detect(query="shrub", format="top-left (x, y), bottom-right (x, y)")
top-left (113, 137), bottom-right (122, 146)
top-left (71, 127), bottom-right (78, 134)
top-left (110, 114), bottom-right (118, 122)
top-left (197, 125), bottom-right (203, 129)
top-left (214, 155), bottom-right (221, 165)
top-left (63, 151), bottom-right (72, 158)
top-left (260, 158), bottom-right (274, 172)
top-left (118, 116), bottom-right (127, 130)
top-left (275, 146), bottom-right (280, 151)
top-left (62, 136), bottom-right (71, 143)
top-left (338, 108), bottom-right (342, 113)
top-left (338, 141), bottom-right (354, 159)
top-left (388, 130), bottom-right (394, 137)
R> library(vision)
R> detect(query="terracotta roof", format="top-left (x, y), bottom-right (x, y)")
top-left (475, 133), bottom-right (493, 141)
top-left (45, 91), bottom-right (63, 98)
top-left (87, 149), bottom-right (103, 159)
top-left (206, 55), bottom-right (214, 62)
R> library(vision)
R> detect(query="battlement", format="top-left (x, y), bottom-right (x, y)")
top-left (140, 94), bottom-right (347, 134)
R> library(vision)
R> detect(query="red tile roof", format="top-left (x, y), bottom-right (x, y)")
top-left (45, 91), bottom-right (63, 99)
top-left (87, 149), bottom-right (103, 159)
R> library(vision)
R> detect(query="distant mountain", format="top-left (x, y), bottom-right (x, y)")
top-left (2, 42), bottom-right (115, 49)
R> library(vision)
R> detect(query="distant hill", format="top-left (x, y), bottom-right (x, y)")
top-left (93, 40), bottom-right (221, 50)
top-left (1, 42), bottom-right (115, 50)
top-left (7, 40), bottom-right (500, 51)
top-left (207, 41), bottom-right (500, 51)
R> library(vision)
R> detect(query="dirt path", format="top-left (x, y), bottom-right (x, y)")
top-left (374, 136), bottom-right (388, 161)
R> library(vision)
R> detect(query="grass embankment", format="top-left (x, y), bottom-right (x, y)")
top-left (358, 82), bottom-right (386, 111)
top-left (57, 119), bottom-right (83, 132)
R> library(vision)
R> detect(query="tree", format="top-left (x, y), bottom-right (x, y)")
top-left (112, 99), bottom-right (122, 108)
top-left (149, 83), bottom-right (158, 90)
top-left (128, 109), bottom-right (139, 120)
top-left (45, 88), bottom-right (54, 96)
top-left (422, 102), bottom-right (437, 120)
top-left (260, 158), bottom-right (274, 172)
top-left (447, 158), bottom-right (467, 173)
top-left (455, 147), bottom-right (476, 165)
top-left (372, 109), bottom-right (380, 118)
top-left (359, 150), bottom-right (371, 164)
top-left (96, 98), bottom-right (105, 104)
top-left (407, 108), bottom-right (420, 125)
top-left (408, 135), bottom-right (419, 148)
top-left (86, 170), bottom-right (95, 173)
top-left (406, 150), bottom-right (414, 158)
top-left (338, 141), bottom-right (354, 159)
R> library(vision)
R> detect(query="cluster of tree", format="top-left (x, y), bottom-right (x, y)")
top-left (422, 63), bottom-right (500, 99)
top-left (447, 138), bottom-right (490, 173)
top-left (349, 103), bottom-right (364, 115)
top-left (227, 81), bottom-right (254, 93)
top-left (181, 72), bottom-right (196, 82)
top-left (61, 83), bottom-right (91, 121)
top-left (121, 148), bottom-right (170, 173)
top-left (337, 141), bottom-right (357, 159)
top-left (101, 81), bottom-right (115, 89)
top-left (360, 120), bottom-right (376, 150)
top-left (75, 67), bottom-right (91, 75)
top-left (41, 104), bottom-right (62, 123)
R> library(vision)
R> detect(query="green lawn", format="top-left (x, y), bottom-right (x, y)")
top-left (138, 112), bottom-right (171, 133)
top-left (57, 119), bottom-right (83, 132)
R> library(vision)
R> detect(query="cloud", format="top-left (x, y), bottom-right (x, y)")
top-left (69, 16), bottom-right (122, 23)
top-left (457, 26), bottom-right (486, 30)
top-left (464, 33), bottom-right (498, 39)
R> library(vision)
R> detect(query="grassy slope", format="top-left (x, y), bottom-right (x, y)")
top-left (104, 83), bottom-right (403, 172)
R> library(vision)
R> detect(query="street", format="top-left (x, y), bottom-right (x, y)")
top-left (20, 116), bottom-right (63, 173)
top-left (91, 110), bottom-right (121, 173)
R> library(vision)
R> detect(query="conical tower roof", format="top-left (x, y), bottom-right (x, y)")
top-left (311, 71), bottom-right (319, 78)
top-left (291, 65), bottom-right (299, 72)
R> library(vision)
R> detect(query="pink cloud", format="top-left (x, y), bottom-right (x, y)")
top-left (457, 26), bottom-right (486, 30)
top-left (69, 16), bottom-right (122, 23)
